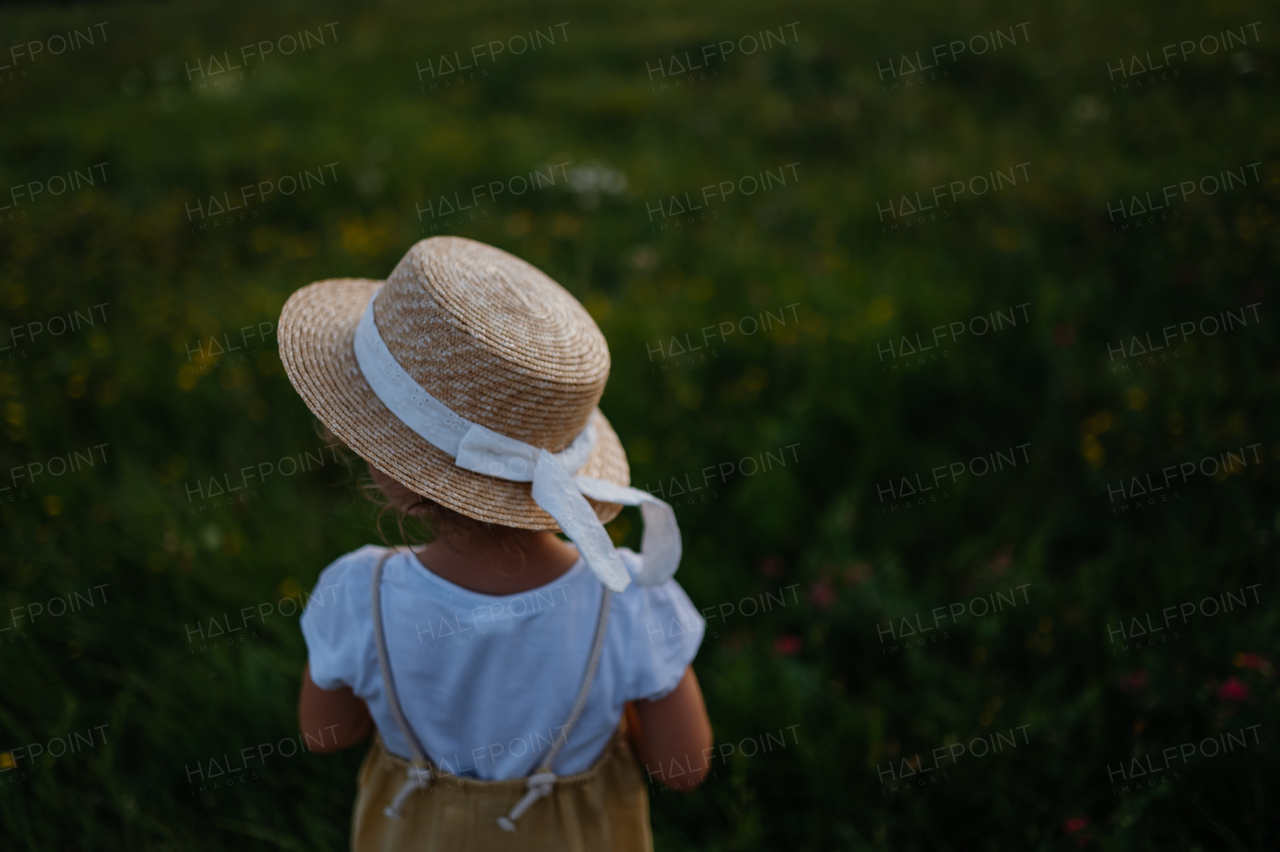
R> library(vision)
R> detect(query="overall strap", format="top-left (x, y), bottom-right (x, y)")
top-left (540, 586), bottom-right (613, 771)
top-left (498, 584), bottom-right (613, 832)
top-left (371, 548), bottom-right (437, 818)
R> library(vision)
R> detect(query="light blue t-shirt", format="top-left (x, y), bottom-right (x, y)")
top-left (300, 544), bottom-right (704, 780)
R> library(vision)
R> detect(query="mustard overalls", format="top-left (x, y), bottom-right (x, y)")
top-left (350, 551), bottom-right (653, 851)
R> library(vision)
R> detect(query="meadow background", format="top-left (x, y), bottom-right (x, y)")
top-left (1, 0), bottom-right (1278, 849)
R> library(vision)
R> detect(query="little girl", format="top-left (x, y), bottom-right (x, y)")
top-left (278, 236), bottom-right (711, 850)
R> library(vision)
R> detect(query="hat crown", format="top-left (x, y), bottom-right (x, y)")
top-left (372, 237), bottom-right (610, 452)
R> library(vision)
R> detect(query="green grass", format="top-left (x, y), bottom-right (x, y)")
top-left (0, 0), bottom-right (1277, 849)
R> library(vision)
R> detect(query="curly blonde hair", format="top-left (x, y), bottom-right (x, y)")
top-left (318, 422), bottom-right (539, 553)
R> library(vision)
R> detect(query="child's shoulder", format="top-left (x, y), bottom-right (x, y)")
top-left (313, 544), bottom-right (394, 592)
top-left (301, 545), bottom-right (403, 634)
top-left (330, 543), bottom-right (394, 568)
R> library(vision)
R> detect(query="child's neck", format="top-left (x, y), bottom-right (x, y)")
top-left (412, 531), bottom-right (582, 596)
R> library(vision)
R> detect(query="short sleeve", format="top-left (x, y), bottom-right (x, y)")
top-left (615, 549), bottom-right (706, 703)
top-left (299, 546), bottom-right (378, 691)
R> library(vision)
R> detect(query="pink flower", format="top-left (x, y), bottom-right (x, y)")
top-left (758, 555), bottom-right (784, 578)
top-left (773, 634), bottom-right (802, 655)
top-left (1063, 816), bottom-right (1089, 834)
top-left (1118, 670), bottom-right (1147, 692)
top-left (809, 578), bottom-right (836, 609)
top-left (1216, 677), bottom-right (1249, 702)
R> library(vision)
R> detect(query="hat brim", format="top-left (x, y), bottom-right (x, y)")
top-left (278, 277), bottom-right (630, 530)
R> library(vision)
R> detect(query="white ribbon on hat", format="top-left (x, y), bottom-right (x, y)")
top-left (351, 295), bottom-right (680, 593)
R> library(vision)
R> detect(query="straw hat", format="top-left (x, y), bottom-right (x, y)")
top-left (278, 236), bottom-right (629, 530)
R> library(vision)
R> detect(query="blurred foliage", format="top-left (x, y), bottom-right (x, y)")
top-left (0, 0), bottom-right (1278, 849)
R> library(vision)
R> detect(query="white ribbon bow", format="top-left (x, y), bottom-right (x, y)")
top-left (352, 295), bottom-right (680, 592)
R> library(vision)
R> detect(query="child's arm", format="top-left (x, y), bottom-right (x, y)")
top-left (630, 665), bottom-right (713, 791)
top-left (298, 662), bottom-right (375, 754)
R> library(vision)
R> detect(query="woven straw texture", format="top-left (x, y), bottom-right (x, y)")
top-left (278, 237), bottom-right (629, 530)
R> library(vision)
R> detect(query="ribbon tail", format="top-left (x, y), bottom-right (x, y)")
top-left (532, 451), bottom-right (631, 593)
top-left (573, 477), bottom-right (682, 587)
top-left (636, 499), bottom-right (681, 587)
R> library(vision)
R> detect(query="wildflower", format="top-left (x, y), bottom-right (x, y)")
top-left (758, 555), bottom-right (784, 578)
top-left (1063, 816), bottom-right (1089, 833)
top-left (1216, 677), bottom-right (1249, 702)
top-left (1063, 814), bottom-right (1092, 846)
top-left (809, 578), bottom-right (835, 609)
top-left (1118, 669), bottom-right (1147, 692)
top-left (1233, 652), bottom-right (1271, 675)
top-left (843, 562), bottom-right (871, 584)
top-left (773, 634), bottom-right (802, 655)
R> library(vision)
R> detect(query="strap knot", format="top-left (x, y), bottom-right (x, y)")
top-left (496, 770), bottom-right (558, 832)
top-left (383, 765), bottom-right (433, 819)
